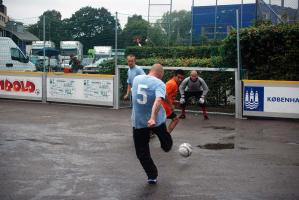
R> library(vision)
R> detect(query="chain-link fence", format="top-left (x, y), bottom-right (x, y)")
top-left (1, 9), bottom-right (120, 73)
top-left (114, 8), bottom-right (239, 114)
top-left (257, 0), bottom-right (299, 24)
top-left (2, 0), bottom-right (285, 71)
top-left (0, 1), bottom-right (248, 115)
top-left (192, 1), bottom-right (256, 43)
top-left (2, 1), bottom-right (298, 73)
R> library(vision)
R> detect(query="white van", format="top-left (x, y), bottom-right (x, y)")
top-left (0, 37), bottom-right (36, 71)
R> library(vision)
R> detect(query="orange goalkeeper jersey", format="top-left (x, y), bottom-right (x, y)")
top-left (162, 78), bottom-right (178, 117)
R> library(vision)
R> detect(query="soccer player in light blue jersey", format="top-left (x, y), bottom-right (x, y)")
top-left (131, 64), bottom-right (173, 185)
top-left (123, 54), bottom-right (145, 100)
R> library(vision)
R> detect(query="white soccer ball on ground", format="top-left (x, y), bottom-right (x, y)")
top-left (179, 143), bottom-right (192, 157)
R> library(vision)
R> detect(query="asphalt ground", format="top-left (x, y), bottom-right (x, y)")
top-left (0, 99), bottom-right (299, 200)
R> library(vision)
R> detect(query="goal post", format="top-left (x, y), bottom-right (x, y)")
top-left (114, 65), bottom-right (242, 119)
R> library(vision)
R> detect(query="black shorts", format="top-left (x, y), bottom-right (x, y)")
top-left (181, 91), bottom-right (204, 106)
top-left (133, 123), bottom-right (169, 135)
top-left (167, 112), bottom-right (177, 119)
top-left (133, 123), bottom-right (173, 152)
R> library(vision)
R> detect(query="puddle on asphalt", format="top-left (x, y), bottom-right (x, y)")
top-left (197, 143), bottom-right (235, 150)
top-left (203, 126), bottom-right (235, 131)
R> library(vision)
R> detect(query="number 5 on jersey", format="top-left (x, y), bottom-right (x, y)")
top-left (137, 84), bottom-right (148, 104)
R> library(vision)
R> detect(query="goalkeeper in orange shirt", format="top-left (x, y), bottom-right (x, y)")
top-left (161, 69), bottom-right (185, 133)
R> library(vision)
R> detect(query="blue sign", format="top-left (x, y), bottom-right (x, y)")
top-left (244, 86), bottom-right (264, 112)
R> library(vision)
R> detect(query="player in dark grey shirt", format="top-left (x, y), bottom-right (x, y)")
top-left (179, 70), bottom-right (209, 120)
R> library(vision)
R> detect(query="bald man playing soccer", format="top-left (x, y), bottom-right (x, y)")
top-left (131, 64), bottom-right (173, 185)
top-left (179, 70), bottom-right (209, 120)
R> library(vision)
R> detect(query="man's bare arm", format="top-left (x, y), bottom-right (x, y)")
top-left (148, 97), bottom-right (163, 127)
top-left (124, 84), bottom-right (132, 100)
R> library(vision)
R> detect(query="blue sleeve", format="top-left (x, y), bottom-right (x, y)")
top-left (139, 68), bottom-right (145, 75)
top-left (155, 82), bottom-right (166, 99)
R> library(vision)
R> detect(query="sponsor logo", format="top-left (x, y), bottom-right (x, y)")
top-left (267, 97), bottom-right (299, 103)
top-left (244, 86), bottom-right (264, 111)
top-left (0, 79), bottom-right (37, 93)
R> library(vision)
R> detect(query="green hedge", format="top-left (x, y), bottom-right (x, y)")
top-left (99, 56), bottom-right (234, 107)
top-left (125, 46), bottom-right (221, 59)
top-left (222, 23), bottom-right (299, 80)
top-left (130, 56), bottom-right (223, 67)
top-left (99, 56), bottom-right (224, 74)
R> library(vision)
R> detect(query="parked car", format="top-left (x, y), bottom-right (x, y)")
top-left (82, 57), bottom-right (113, 74)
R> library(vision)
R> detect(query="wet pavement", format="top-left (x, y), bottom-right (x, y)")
top-left (0, 99), bottom-right (299, 200)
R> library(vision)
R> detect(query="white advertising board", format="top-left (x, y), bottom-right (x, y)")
top-left (243, 81), bottom-right (299, 119)
top-left (47, 75), bottom-right (114, 106)
top-left (0, 74), bottom-right (42, 100)
top-left (264, 87), bottom-right (299, 114)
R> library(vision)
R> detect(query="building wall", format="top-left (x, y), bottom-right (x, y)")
top-left (192, 3), bottom-right (257, 40)
top-left (0, 2), bottom-right (8, 37)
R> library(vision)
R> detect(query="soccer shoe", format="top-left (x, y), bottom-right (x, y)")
top-left (179, 114), bottom-right (186, 119)
top-left (147, 178), bottom-right (157, 184)
top-left (204, 115), bottom-right (209, 120)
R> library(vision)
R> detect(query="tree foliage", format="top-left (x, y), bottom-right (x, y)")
top-left (26, 7), bottom-right (119, 53)
top-left (26, 8), bottom-right (193, 51)
top-left (157, 10), bottom-right (192, 45)
top-left (68, 7), bottom-right (118, 52)
top-left (26, 10), bottom-right (69, 47)
top-left (121, 15), bottom-right (150, 47)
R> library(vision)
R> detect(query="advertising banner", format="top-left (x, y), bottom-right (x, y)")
top-left (243, 81), bottom-right (299, 118)
top-left (47, 75), bottom-right (114, 106)
top-left (0, 74), bottom-right (42, 100)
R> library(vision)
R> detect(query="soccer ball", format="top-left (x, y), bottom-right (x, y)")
top-left (179, 143), bottom-right (192, 157)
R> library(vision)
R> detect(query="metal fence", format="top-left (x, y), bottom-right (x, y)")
top-left (257, 0), bottom-right (299, 24)
top-left (115, 65), bottom-right (242, 118)
top-left (192, 1), bottom-right (256, 42)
